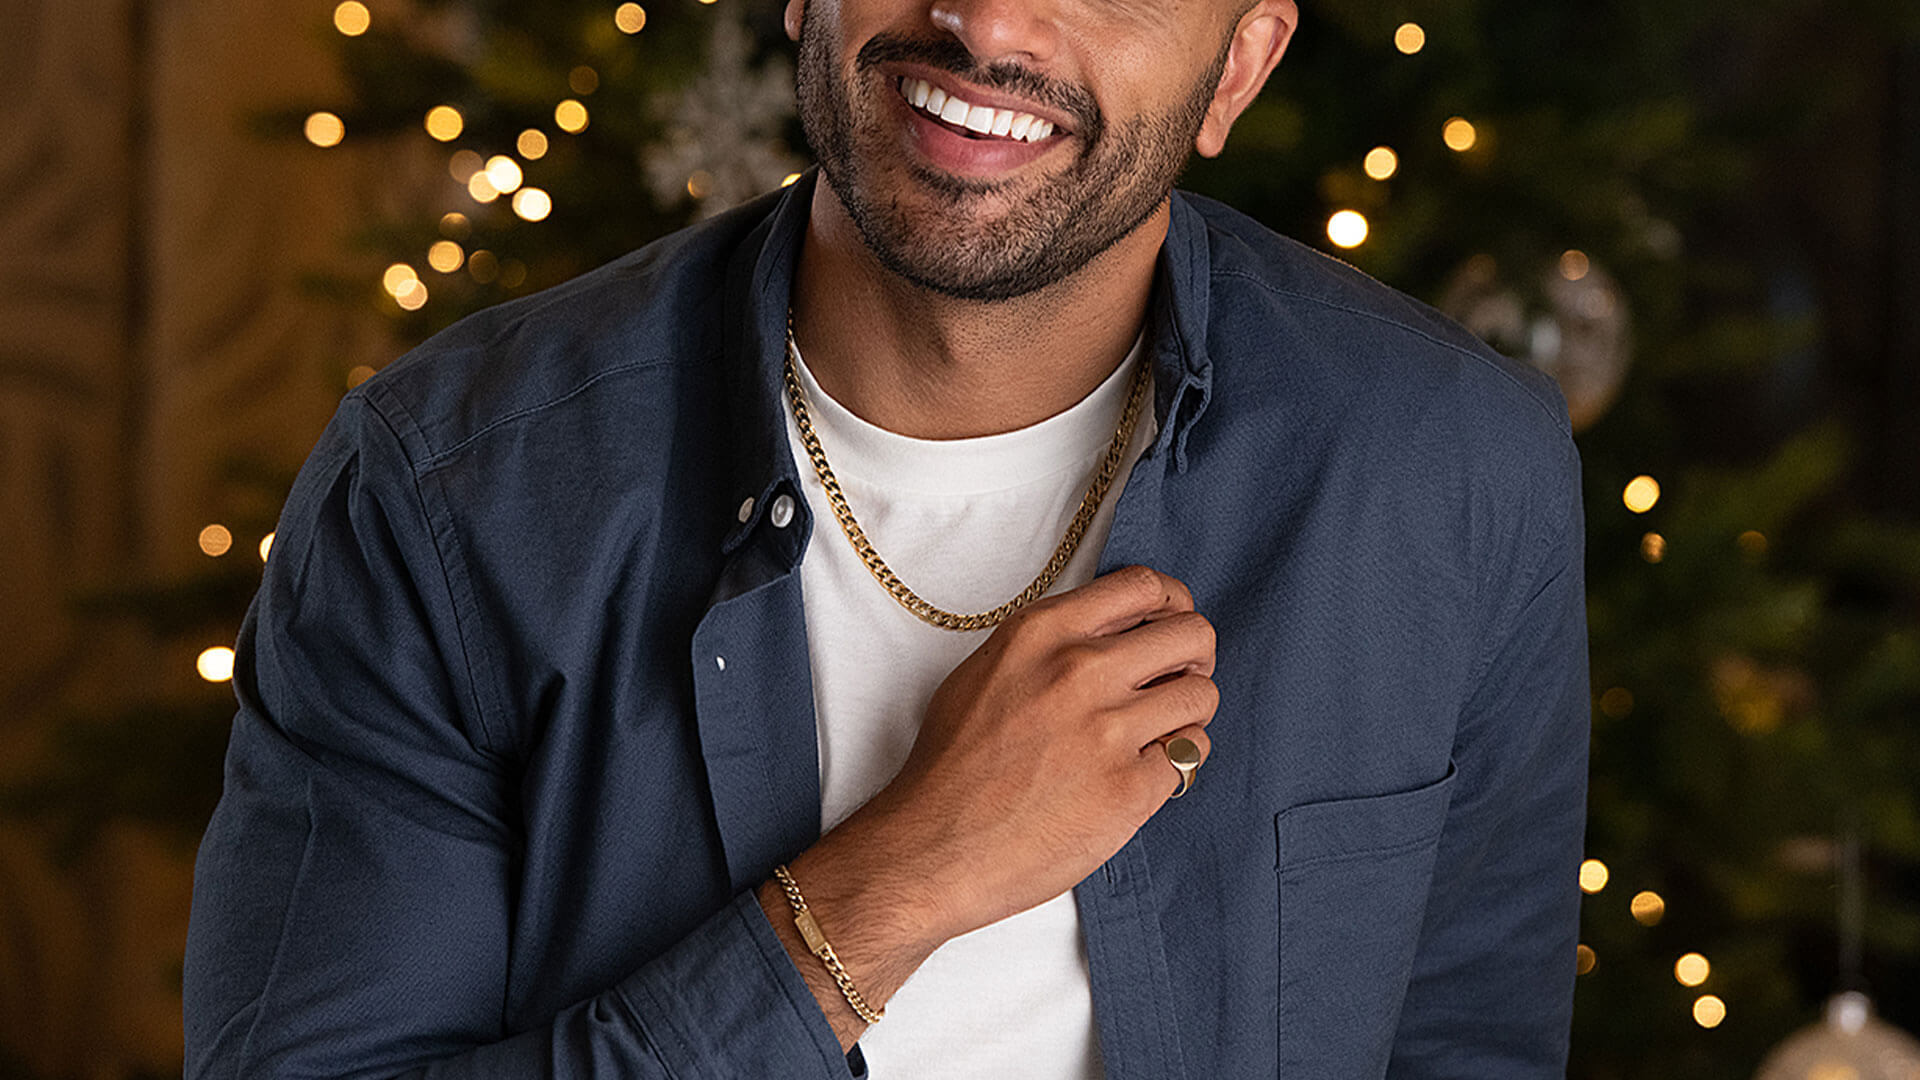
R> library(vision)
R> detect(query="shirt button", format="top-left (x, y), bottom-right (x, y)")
top-left (736, 496), bottom-right (756, 523)
top-left (769, 493), bottom-right (796, 528)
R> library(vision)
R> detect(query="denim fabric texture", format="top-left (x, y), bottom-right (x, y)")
top-left (183, 168), bottom-right (1590, 1079)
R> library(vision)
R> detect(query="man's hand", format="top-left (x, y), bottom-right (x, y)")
top-left (759, 564), bottom-right (1217, 1051)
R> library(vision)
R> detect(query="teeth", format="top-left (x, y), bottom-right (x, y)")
top-left (898, 77), bottom-right (1057, 143)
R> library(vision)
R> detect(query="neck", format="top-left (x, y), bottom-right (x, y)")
top-left (788, 176), bottom-right (1167, 441)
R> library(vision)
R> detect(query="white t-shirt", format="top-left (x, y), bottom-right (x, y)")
top-left (780, 332), bottom-right (1157, 1080)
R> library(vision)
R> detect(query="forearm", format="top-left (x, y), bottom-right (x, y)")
top-left (755, 793), bottom-right (954, 1053)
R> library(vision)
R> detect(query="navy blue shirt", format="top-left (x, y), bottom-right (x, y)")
top-left (184, 169), bottom-right (1589, 1079)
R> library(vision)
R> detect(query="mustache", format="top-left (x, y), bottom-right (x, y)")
top-left (853, 33), bottom-right (1105, 141)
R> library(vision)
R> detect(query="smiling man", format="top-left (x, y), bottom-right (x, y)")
top-left (183, 1), bottom-right (1591, 1078)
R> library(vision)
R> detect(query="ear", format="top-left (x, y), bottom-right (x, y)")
top-left (1194, 0), bottom-right (1298, 159)
top-left (785, 0), bottom-right (805, 41)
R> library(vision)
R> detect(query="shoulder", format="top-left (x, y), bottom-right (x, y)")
top-left (344, 188), bottom-right (785, 470)
top-left (1177, 189), bottom-right (1578, 508)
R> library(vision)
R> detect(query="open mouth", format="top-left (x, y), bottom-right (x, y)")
top-left (896, 76), bottom-right (1060, 144)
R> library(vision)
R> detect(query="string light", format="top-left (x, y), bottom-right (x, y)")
top-left (1631, 890), bottom-right (1667, 926)
top-left (569, 66), bottom-right (600, 95)
top-left (1326, 210), bottom-right (1369, 249)
top-left (1599, 687), bottom-right (1634, 718)
top-left (1363, 146), bottom-right (1398, 180)
top-left (1738, 530), bottom-right (1768, 556)
top-left (1394, 22), bottom-right (1426, 54)
top-left (425, 105), bottom-right (465, 142)
top-left (1641, 532), bottom-right (1666, 562)
top-left (198, 524), bottom-right (233, 557)
top-left (449, 150), bottom-right (485, 183)
top-left (1675, 953), bottom-right (1711, 987)
top-left (687, 170), bottom-right (714, 199)
top-left (1579, 859), bottom-right (1610, 893)
top-left (197, 647), bottom-right (236, 683)
top-left (1560, 249), bottom-right (1591, 281)
top-left (1443, 117), bottom-right (1478, 152)
top-left (428, 241), bottom-right (465, 273)
top-left (1693, 995), bottom-right (1727, 1029)
top-left (333, 1), bottom-right (371, 36)
top-left (305, 112), bottom-right (345, 148)
top-left (782, 172), bottom-right (803, 187)
top-left (395, 279), bottom-right (429, 311)
top-left (346, 366), bottom-right (376, 389)
top-left (518, 129), bottom-right (550, 160)
top-left (382, 263), bottom-right (419, 297)
top-left (513, 188), bottom-right (553, 222)
top-left (555, 99), bottom-right (590, 133)
top-left (468, 250), bottom-right (500, 283)
top-left (484, 155), bottom-right (524, 194)
top-left (259, 533), bottom-right (274, 562)
top-left (1624, 475), bottom-right (1661, 513)
top-left (439, 212), bottom-right (471, 239)
top-left (615, 3), bottom-right (648, 33)
top-left (468, 171), bottom-right (502, 204)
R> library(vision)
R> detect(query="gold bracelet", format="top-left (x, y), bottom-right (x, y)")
top-left (771, 863), bottom-right (886, 1024)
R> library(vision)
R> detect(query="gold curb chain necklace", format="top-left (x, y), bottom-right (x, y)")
top-left (782, 308), bottom-right (1152, 632)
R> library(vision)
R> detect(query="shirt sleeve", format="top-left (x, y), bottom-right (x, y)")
top-left (1386, 434), bottom-right (1591, 1078)
top-left (182, 391), bottom-right (868, 1080)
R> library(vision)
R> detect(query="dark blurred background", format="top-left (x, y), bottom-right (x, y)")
top-left (2, 0), bottom-right (1918, 1077)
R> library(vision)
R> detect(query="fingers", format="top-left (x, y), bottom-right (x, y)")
top-left (1108, 671), bottom-right (1219, 752)
top-left (1027, 565), bottom-right (1194, 640)
top-left (1097, 609), bottom-right (1217, 688)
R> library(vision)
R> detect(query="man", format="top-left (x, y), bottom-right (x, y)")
top-left (183, 0), bottom-right (1591, 1076)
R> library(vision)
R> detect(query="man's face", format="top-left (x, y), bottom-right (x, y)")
top-left (793, 0), bottom-right (1238, 302)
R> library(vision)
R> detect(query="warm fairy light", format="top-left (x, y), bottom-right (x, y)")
top-left (1363, 146), bottom-right (1399, 180)
top-left (467, 249), bottom-right (500, 283)
top-left (449, 149), bottom-right (485, 183)
top-left (500, 260), bottom-right (528, 289)
top-left (198, 524), bottom-right (233, 556)
top-left (484, 155), bottom-right (524, 194)
top-left (615, 3), bottom-right (648, 33)
top-left (346, 365), bottom-right (375, 389)
top-left (1631, 890), bottom-right (1667, 925)
top-left (569, 66), bottom-right (600, 95)
top-left (439, 212), bottom-right (471, 239)
top-left (468, 171), bottom-right (501, 204)
top-left (333, 1), bottom-right (371, 36)
top-left (1560, 249), bottom-right (1592, 281)
top-left (1675, 953), bottom-right (1710, 987)
top-left (782, 172), bottom-right (802, 187)
top-left (1576, 945), bottom-right (1596, 975)
top-left (1693, 994), bottom-right (1727, 1028)
top-left (304, 112), bottom-right (345, 148)
top-left (518, 129), bottom-right (549, 160)
top-left (1641, 532), bottom-right (1666, 562)
top-left (1624, 475), bottom-right (1662, 513)
top-left (428, 241), bottom-right (465, 273)
top-left (197, 646), bottom-right (236, 683)
top-left (1394, 22), bottom-right (1426, 54)
top-left (1738, 530), bottom-right (1768, 556)
top-left (1579, 859), bottom-right (1610, 893)
top-left (259, 532), bottom-right (274, 562)
top-left (394, 279), bottom-right (429, 311)
top-left (512, 187), bottom-right (552, 222)
top-left (697, 0), bottom-right (717, 6)
top-left (1327, 210), bottom-right (1369, 249)
top-left (1443, 117), bottom-right (1478, 152)
top-left (425, 105), bottom-right (465, 142)
top-left (687, 170), bottom-right (714, 199)
top-left (555, 99), bottom-right (590, 133)
top-left (382, 263), bottom-right (419, 297)
top-left (1599, 687), bottom-right (1635, 718)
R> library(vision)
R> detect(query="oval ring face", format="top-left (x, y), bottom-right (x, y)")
top-left (1165, 736), bottom-right (1202, 769)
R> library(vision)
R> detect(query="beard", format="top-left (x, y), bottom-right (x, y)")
top-left (794, 10), bottom-right (1231, 302)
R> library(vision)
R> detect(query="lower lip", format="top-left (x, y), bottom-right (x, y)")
top-left (891, 85), bottom-right (1065, 178)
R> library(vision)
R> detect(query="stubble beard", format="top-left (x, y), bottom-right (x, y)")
top-left (794, 11), bottom-right (1231, 302)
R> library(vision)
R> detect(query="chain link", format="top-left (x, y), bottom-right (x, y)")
top-left (783, 309), bottom-right (1150, 632)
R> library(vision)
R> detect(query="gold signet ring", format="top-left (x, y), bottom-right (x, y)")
top-left (1162, 736), bottom-right (1201, 799)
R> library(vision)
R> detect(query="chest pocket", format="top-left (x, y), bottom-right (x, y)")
top-left (1273, 759), bottom-right (1457, 1078)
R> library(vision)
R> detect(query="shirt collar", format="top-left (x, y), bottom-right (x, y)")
top-left (718, 168), bottom-right (1215, 556)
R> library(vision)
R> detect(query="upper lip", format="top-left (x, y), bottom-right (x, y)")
top-left (884, 62), bottom-right (1078, 136)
